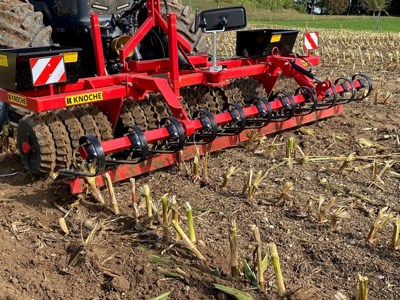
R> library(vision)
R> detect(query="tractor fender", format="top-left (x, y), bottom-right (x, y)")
top-left (28, 0), bottom-right (53, 26)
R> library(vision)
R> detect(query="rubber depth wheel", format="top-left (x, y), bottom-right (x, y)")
top-left (119, 101), bottom-right (148, 131)
top-left (16, 115), bottom-right (56, 176)
top-left (232, 78), bottom-right (268, 103)
top-left (0, 0), bottom-right (52, 48)
top-left (86, 106), bottom-right (114, 141)
top-left (44, 113), bottom-right (73, 170)
top-left (72, 107), bottom-right (102, 140)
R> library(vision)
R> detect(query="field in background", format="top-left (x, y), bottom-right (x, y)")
top-left (182, 0), bottom-right (400, 32)
top-left (0, 2), bottom-right (399, 300)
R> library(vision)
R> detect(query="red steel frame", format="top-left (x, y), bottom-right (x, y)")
top-left (0, 3), bottom-right (366, 194)
top-left (69, 106), bottom-right (343, 194)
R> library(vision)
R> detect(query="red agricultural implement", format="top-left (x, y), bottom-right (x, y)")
top-left (0, 1), bottom-right (372, 194)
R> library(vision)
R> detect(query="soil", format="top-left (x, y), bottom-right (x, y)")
top-left (0, 66), bottom-right (399, 299)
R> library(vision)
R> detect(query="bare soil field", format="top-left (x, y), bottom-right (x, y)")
top-left (0, 61), bottom-right (399, 299)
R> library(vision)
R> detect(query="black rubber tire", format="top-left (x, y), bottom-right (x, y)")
top-left (16, 115), bottom-right (56, 176)
top-left (0, 0), bottom-right (52, 48)
top-left (0, 101), bottom-right (9, 133)
top-left (164, 0), bottom-right (207, 53)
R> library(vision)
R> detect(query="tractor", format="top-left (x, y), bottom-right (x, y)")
top-left (0, 0), bottom-right (372, 194)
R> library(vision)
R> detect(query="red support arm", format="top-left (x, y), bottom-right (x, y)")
top-left (119, 17), bottom-right (155, 70)
top-left (90, 14), bottom-right (106, 76)
top-left (167, 13), bottom-right (180, 96)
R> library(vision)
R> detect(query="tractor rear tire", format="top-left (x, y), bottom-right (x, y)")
top-left (164, 0), bottom-right (207, 53)
top-left (0, 0), bottom-right (52, 48)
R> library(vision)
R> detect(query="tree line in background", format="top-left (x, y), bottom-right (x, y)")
top-left (304, 0), bottom-right (395, 31)
top-left (214, 0), bottom-right (399, 15)
top-left (307, 0), bottom-right (396, 15)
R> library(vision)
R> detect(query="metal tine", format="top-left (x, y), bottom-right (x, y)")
top-left (186, 109), bottom-right (217, 145)
top-left (293, 86), bottom-right (318, 116)
top-left (217, 102), bottom-right (246, 136)
top-left (270, 92), bottom-right (296, 122)
top-left (316, 84), bottom-right (338, 110)
top-left (245, 97), bottom-right (273, 129)
top-left (150, 117), bottom-right (186, 154)
top-left (333, 77), bottom-right (356, 104)
top-left (351, 73), bottom-right (373, 101)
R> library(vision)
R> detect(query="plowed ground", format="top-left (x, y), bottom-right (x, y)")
top-left (0, 64), bottom-right (399, 300)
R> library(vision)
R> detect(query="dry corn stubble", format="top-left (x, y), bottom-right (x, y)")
top-left (250, 224), bottom-right (264, 291)
top-left (161, 194), bottom-right (169, 240)
top-left (171, 219), bottom-right (206, 261)
top-left (354, 274), bottom-right (368, 300)
top-left (140, 184), bottom-right (153, 224)
top-left (276, 181), bottom-right (294, 206)
top-left (269, 242), bottom-right (285, 296)
top-left (84, 164), bottom-right (104, 204)
top-left (229, 219), bottom-right (239, 279)
top-left (391, 216), bottom-right (400, 250)
top-left (221, 165), bottom-right (238, 189)
top-left (184, 202), bottom-right (196, 243)
top-left (367, 207), bottom-right (394, 243)
top-left (214, 25), bottom-right (400, 73)
top-left (103, 173), bottom-right (120, 215)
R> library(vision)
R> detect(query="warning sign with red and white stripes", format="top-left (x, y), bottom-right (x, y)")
top-left (303, 32), bottom-right (319, 50)
top-left (29, 56), bottom-right (67, 87)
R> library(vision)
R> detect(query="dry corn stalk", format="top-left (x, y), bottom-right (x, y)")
top-left (242, 169), bottom-right (253, 197)
top-left (298, 127), bottom-right (314, 136)
top-left (371, 159), bottom-right (377, 182)
top-left (297, 199), bottom-right (312, 217)
top-left (130, 178), bottom-right (139, 218)
top-left (377, 160), bottom-right (395, 182)
top-left (184, 202), bottom-right (196, 243)
top-left (269, 242), bottom-right (285, 296)
top-left (391, 216), bottom-right (400, 251)
top-left (296, 145), bottom-right (309, 165)
top-left (140, 184), bottom-right (153, 225)
top-left (367, 207), bottom-right (393, 243)
top-left (338, 152), bottom-right (356, 172)
top-left (267, 136), bottom-right (279, 159)
top-left (286, 137), bottom-right (295, 169)
top-left (221, 166), bottom-right (238, 189)
top-left (248, 170), bottom-right (268, 199)
top-left (388, 170), bottom-right (400, 179)
top-left (334, 291), bottom-right (349, 300)
top-left (355, 274), bottom-right (368, 300)
top-left (85, 164), bottom-right (104, 204)
top-left (170, 196), bottom-right (180, 241)
top-left (275, 181), bottom-right (293, 206)
top-left (149, 291), bottom-right (170, 300)
top-left (161, 194), bottom-right (169, 240)
top-left (330, 207), bottom-right (350, 230)
top-left (58, 217), bottom-right (69, 234)
top-left (250, 225), bottom-right (264, 291)
top-left (318, 197), bottom-right (336, 223)
top-left (172, 219), bottom-right (206, 261)
top-left (357, 138), bottom-right (385, 150)
top-left (178, 150), bottom-right (184, 171)
top-left (192, 147), bottom-right (200, 181)
top-left (103, 173), bottom-right (120, 215)
top-left (229, 220), bottom-right (239, 279)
